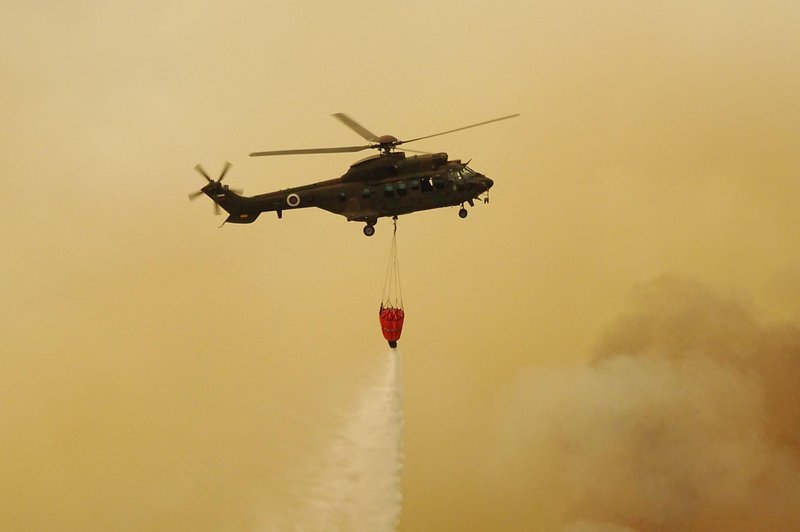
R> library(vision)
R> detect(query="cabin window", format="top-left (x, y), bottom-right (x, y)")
top-left (433, 176), bottom-right (445, 190)
top-left (421, 177), bottom-right (433, 192)
top-left (409, 179), bottom-right (420, 191)
top-left (361, 188), bottom-right (371, 198)
top-left (339, 192), bottom-right (347, 202)
top-left (384, 184), bottom-right (394, 198)
top-left (397, 182), bottom-right (407, 196)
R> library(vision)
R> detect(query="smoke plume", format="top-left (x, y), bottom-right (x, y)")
top-left (486, 277), bottom-right (800, 531)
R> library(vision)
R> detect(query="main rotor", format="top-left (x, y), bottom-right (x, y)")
top-left (249, 113), bottom-right (519, 158)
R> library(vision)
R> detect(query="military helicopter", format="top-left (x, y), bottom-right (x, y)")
top-left (189, 113), bottom-right (518, 236)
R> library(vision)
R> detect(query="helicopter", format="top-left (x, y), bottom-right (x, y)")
top-left (189, 113), bottom-right (518, 236)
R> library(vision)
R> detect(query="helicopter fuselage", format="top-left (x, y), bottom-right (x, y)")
top-left (202, 151), bottom-right (494, 234)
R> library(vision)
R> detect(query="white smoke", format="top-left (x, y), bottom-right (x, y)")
top-left (485, 278), bottom-right (800, 531)
top-left (299, 348), bottom-right (404, 532)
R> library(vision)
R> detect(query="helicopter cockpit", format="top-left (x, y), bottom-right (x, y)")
top-left (444, 164), bottom-right (480, 186)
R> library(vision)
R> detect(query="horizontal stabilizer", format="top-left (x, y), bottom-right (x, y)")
top-left (225, 212), bottom-right (260, 224)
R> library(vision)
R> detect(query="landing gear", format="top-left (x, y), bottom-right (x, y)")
top-left (363, 223), bottom-right (376, 237)
top-left (458, 207), bottom-right (469, 218)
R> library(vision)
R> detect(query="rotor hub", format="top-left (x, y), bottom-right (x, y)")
top-left (375, 134), bottom-right (398, 145)
top-left (374, 134), bottom-right (399, 154)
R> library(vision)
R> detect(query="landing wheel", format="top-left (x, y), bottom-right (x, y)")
top-left (363, 224), bottom-right (376, 237)
top-left (458, 207), bottom-right (469, 219)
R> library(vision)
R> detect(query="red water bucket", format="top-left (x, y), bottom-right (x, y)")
top-left (379, 305), bottom-right (405, 348)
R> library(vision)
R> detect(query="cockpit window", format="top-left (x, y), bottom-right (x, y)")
top-left (448, 166), bottom-right (477, 180)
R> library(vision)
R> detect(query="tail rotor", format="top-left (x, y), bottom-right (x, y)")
top-left (188, 162), bottom-right (234, 215)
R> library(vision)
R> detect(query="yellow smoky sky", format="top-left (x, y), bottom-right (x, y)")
top-left (2, 1), bottom-right (800, 530)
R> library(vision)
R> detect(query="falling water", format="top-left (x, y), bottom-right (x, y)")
top-left (302, 348), bottom-right (404, 531)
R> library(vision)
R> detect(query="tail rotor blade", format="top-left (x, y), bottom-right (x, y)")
top-left (191, 162), bottom-right (232, 217)
top-left (218, 161), bottom-right (232, 183)
top-left (194, 164), bottom-right (214, 183)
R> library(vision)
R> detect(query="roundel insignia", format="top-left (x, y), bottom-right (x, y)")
top-left (287, 193), bottom-right (300, 207)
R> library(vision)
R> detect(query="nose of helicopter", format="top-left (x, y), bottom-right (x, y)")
top-left (483, 176), bottom-right (494, 190)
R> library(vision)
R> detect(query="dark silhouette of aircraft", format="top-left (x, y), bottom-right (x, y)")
top-left (189, 113), bottom-right (517, 236)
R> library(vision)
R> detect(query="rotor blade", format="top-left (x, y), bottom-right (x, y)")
top-left (400, 113), bottom-right (520, 145)
top-left (218, 161), bottom-right (232, 183)
top-left (399, 147), bottom-right (432, 154)
top-left (214, 203), bottom-right (221, 215)
top-left (250, 145), bottom-right (372, 157)
top-left (194, 164), bottom-right (214, 183)
top-left (188, 190), bottom-right (205, 201)
top-left (332, 113), bottom-right (379, 142)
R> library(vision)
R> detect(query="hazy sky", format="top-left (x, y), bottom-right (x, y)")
top-left (3, 1), bottom-right (800, 530)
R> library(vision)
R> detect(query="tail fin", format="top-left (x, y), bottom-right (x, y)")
top-left (210, 187), bottom-right (260, 224)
